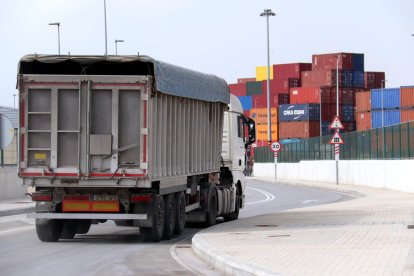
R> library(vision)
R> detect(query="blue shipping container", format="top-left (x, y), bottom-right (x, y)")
top-left (238, 96), bottom-right (253, 111)
top-left (342, 69), bottom-right (354, 88)
top-left (371, 110), bottom-right (401, 128)
top-left (279, 104), bottom-right (320, 121)
top-left (352, 53), bottom-right (364, 71)
top-left (342, 104), bottom-right (355, 122)
top-left (371, 88), bottom-right (401, 110)
top-left (353, 71), bottom-right (364, 88)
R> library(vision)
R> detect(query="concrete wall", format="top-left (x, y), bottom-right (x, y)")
top-left (0, 166), bottom-right (26, 200)
top-left (254, 160), bottom-right (414, 193)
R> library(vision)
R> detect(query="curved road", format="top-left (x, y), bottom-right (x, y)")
top-left (0, 179), bottom-right (353, 275)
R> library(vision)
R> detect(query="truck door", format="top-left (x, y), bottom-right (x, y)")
top-left (19, 75), bottom-right (149, 184)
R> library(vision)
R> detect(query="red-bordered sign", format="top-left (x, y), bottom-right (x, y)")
top-left (270, 141), bottom-right (282, 152)
top-left (329, 131), bottom-right (344, 144)
top-left (329, 115), bottom-right (344, 129)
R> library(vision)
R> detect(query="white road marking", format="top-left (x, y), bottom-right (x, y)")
top-left (301, 199), bottom-right (319, 204)
top-left (0, 226), bottom-right (34, 235)
top-left (245, 187), bottom-right (276, 205)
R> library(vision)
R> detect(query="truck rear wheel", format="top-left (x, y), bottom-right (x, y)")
top-left (162, 194), bottom-right (176, 240)
top-left (174, 192), bottom-right (186, 235)
top-left (205, 187), bottom-right (217, 227)
top-left (60, 220), bottom-right (78, 239)
top-left (36, 219), bottom-right (63, 242)
top-left (76, 220), bottom-right (92, 234)
top-left (141, 195), bottom-right (165, 242)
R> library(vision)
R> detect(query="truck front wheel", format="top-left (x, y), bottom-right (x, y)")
top-left (141, 195), bottom-right (165, 242)
top-left (36, 219), bottom-right (63, 242)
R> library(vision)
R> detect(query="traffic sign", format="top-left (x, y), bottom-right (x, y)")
top-left (329, 115), bottom-right (344, 129)
top-left (0, 114), bottom-right (14, 150)
top-left (329, 131), bottom-right (344, 145)
top-left (270, 141), bottom-right (282, 152)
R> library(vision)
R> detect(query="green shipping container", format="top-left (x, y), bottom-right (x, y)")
top-left (246, 81), bottom-right (263, 96)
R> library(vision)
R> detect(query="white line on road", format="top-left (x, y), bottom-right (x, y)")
top-left (245, 187), bottom-right (276, 205)
top-left (301, 199), bottom-right (319, 204)
top-left (0, 226), bottom-right (34, 235)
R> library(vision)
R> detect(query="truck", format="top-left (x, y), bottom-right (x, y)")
top-left (17, 54), bottom-right (255, 242)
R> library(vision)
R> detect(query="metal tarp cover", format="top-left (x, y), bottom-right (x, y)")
top-left (18, 54), bottom-right (230, 104)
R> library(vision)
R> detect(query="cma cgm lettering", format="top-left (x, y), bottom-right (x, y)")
top-left (279, 104), bottom-right (320, 122)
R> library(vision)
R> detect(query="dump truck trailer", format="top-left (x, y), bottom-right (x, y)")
top-left (17, 55), bottom-right (255, 242)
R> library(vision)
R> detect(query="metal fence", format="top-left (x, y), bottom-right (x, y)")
top-left (254, 121), bottom-right (414, 163)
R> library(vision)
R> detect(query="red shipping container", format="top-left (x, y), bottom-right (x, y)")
top-left (243, 110), bottom-right (250, 118)
top-left (401, 86), bottom-right (414, 108)
top-left (301, 70), bottom-right (333, 87)
top-left (273, 63), bottom-right (312, 80)
top-left (356, 111), bottom-right (371, 131)
top-left (312, 53), bottom-right (353, 71)
top-left (262, 78), bottom-right (299, 93)
top-left (252, 93), bottom-right (289, 108)
top-left (290, 87), bottom-right (320, 104)
top-left (364, 72), bottom-right (385, 90)
top-left (238, 77), bottom-right (256, 84)
top-left (279, 121), bottom-right (320, 139)
top-left (320, 87), bottom-right (356, 104)
top-left (229, 83), bottom-right (247, 97)
top-left (401, 109), bottom-right (414, 123)
top-left (355, 91), bottom-right (371, 112)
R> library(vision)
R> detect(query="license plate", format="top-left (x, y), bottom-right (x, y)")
top-left (93, 195), bottom-right (118, 201)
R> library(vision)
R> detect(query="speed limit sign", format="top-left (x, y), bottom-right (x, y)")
top-left (270, 141), bottom-right (282, 152)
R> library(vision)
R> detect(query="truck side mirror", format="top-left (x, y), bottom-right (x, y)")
top-left (242, 117), bottom-right (255, 146)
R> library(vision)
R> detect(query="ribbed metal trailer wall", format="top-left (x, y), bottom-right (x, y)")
top-left (148, 92), bottom-right (224, 179)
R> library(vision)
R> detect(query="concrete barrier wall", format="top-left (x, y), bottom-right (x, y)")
top-left (254, 160), bottom-right (414, 193)
top-left (0, 166), bottom-right (26, 200)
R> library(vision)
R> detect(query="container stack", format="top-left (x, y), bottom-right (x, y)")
top-left (278, 104), bottom-right (321, 139)
top-left (371, 88), bottom-right (401, 128)
top-left (228, 52), bottom-right (388, 141)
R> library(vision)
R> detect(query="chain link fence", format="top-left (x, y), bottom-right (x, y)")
top-left (254, 121), bottom-right (414, 163)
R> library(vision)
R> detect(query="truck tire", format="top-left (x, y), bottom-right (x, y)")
top-left (224, 187), bottom-right (240, 222)
top-left (162, 194), bottom-right (176, 240)
top-left (141, 195), bottom-right (165, 242)
top-left (60, 220), bottom-right (78, 239)
top-left (36, 219), bottom-right (63, 242)
top-left (76, 220), bottom-right (92, 234)
top-left (205, 187), bottom-right (217, 227)
top-left (174, 192), bottom-right (186, 235)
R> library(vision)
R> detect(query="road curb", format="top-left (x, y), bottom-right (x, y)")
top-left (192, 228), bottom-right (277, 276)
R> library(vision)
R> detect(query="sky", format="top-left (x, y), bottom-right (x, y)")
top-left (0, 0), bottom-right (413, 108)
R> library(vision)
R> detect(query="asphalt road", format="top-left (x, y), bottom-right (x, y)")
top-left (0, 179), bottom-right (352, 275)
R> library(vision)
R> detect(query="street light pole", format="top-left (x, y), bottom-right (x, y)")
top-left (115, 39), bottom-right (124, 55)
top-left (335, 54), bottom-right (339, 185)
top-left (260, 9), bottom-right (276, 145)
top-left (104, 0), bottom-right (108, 55)
top-left (48, 22), bottom-right (60, 55)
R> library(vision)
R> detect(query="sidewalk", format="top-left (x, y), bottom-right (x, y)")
top-left (0, 196), bottom-right (35, 217)
top-left (193, 178), bottom-right (414, 275)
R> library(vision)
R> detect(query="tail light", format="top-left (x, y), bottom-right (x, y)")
top-left (131, 194), bottom-right (152, 203)
top-left (32, 193), bottom-right (53, 202)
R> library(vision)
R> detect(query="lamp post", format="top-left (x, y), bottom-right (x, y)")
top-left (115, 39), bottom-right (124, 55)
top-left (48, 22), bottom-right (60, 55)
top-left (381, 79), bottom-right (387, 159)
top-left (104, 0), bottom-right (108, 55)
top-left (260, 9), bottom-right (275, 145)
